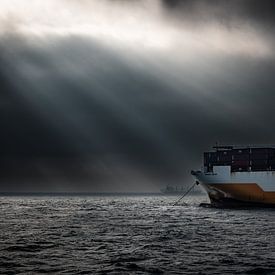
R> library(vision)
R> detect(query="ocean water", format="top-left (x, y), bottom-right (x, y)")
top-left (1, 194), bottom-right (275, 274)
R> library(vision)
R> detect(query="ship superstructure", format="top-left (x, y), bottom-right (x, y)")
top-left (191, 146), bottom-right (275, 207)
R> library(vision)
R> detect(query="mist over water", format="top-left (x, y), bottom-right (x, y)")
top-left (1, 194), bottom-right (275, 274)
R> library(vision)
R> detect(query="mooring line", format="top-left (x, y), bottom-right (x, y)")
top-left (172, 181), bottom-right (198, 206)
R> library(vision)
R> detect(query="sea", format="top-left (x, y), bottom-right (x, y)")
top-left (1, 194), bottom-right (275, 274)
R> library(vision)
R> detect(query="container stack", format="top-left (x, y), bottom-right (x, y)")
top-left (231, 148), bottom-right (250, 171)
top-left (204, 147), bottom-right (275, 172)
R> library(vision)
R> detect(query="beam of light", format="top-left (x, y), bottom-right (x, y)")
top-left (0, 0), bottom-right (273, 58)
top-left (1, 0), bottom-right (275, 192)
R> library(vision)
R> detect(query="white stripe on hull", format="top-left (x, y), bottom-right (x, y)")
top-left (195, 166), bottom-right (275, 192)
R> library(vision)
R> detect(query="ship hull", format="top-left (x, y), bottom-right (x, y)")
top-left (205, 195), bottom-right (275, 208)
top-left (192, 166), bottom-right (275, 208)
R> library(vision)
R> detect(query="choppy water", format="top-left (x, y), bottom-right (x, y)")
top-left (1, 194), bottom-right (275, 274)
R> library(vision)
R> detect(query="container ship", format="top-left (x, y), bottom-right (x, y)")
top-left (191, 146), bottom-right (275, 207)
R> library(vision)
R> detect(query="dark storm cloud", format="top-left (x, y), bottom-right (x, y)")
top-left (1, 0), bottom-right (275, 192)
top-left (0, 35), bottom-right (192, 190)
top-left (162, 0), bottom-right (275, 28)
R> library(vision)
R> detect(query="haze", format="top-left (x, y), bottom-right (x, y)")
top-left (1, 0), bottom-right (275, 192)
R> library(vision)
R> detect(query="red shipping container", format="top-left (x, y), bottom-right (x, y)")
top-left (232, 160), bottom-right (250, 166)
top-left (233, 154), bottom-right (250, 161)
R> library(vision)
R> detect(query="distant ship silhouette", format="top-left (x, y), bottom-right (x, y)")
top-left (161, 185), bottom-right (186, 194)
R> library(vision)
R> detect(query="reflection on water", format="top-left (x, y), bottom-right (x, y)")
top-left (0, 194), bottom-right (275, 274)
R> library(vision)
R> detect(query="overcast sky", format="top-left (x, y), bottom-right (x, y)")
top-left (1, 0), bottom-right (275, 192)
